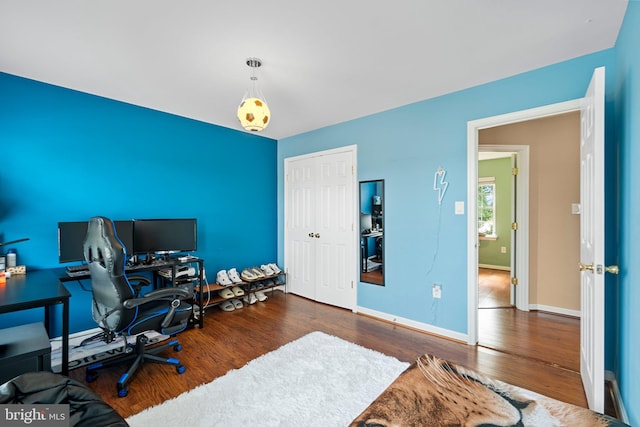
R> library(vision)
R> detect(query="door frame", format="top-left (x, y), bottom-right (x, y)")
top-left (467, 99), bottom-right (582, 344)
top-left (283, 144), bottom-right (359, 310)
top-left (478, 145), bottom-right (529, 312)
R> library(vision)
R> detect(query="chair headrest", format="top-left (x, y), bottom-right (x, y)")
top-left (83, 216), bottom-right (125, 277)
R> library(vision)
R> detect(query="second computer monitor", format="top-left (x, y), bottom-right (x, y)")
top-left (132, 218), bottom-right (197, 255)
top-left (58, 220), bottom-right (134, 263)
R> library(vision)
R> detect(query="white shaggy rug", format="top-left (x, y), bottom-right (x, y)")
top-left (126, 331), bottom-right (409, 427)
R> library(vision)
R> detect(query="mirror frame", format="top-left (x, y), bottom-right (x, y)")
top-left (359, 180), bottom-right (384, 286)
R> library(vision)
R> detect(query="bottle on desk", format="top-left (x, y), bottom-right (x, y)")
top-left (6, 249), bottom-right (17, 268)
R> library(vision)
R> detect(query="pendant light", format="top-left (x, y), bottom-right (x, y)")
top-left (237, 57), bottom-right (271, 132)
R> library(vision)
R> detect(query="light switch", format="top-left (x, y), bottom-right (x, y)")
top-left (455, 201), bottom-right (464, 215)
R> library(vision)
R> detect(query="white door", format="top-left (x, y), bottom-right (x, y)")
top-left (579, 66), bottom-right (606, 413)
top-left (286, 156), bottom-right (317, 300)
top-left (284, 147), bottom-right (357, 310)
top-left (315, 152), bottom-right (355, 307)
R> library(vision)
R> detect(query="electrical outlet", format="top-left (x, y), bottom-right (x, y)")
top-left (501, 246), bottom-right (507, 254)
top-left (432, 283), bottom-right (442, 299)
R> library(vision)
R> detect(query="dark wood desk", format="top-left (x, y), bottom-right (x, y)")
top-left (58, 256), bottom-right (205, 329)
top-left (0, 269), bottom-right (71, 375)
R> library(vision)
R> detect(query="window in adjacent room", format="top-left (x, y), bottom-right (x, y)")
top-left (478, 177), bottom-right (496, 238)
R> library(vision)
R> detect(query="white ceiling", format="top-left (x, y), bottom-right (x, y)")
top-left (0, 1), bottom-right (628, 140)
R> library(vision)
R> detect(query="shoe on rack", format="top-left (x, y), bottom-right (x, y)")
top-left (262, 279), bottom-right (274, 287)
top-left (227, 268), bottom-right (243, 284)
top-left (217, 270), bottom-right (232, 286)
top-left (218, 288), bottom-right (234, 299)
top-left (230, 298), bottom-right (244, 309)
top-left (251, 267), bottom-right (266, 278)
top-left (268, 263), bottom-right (282, 274)
top-left (231, 286), bottom-right (245, 297)
top-left (243, 293), bottom-right (258, 305)
top-left (255, 290), bottom-right (268, 302)
top-left (241, 268), bottom-right (258, 281)
top-left (260, 264), bottom-right (275, 276)
top-left (220, 300), bottom-right (235, 312)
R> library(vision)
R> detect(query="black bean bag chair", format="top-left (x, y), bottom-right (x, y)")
top-left (0, 371), bottom-right (128, 427)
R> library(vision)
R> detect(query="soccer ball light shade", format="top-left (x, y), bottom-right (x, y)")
top-left (237, 97), bottom-right (270, 132)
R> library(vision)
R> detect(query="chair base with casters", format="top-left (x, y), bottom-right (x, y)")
top-left (86, 333), bottom-right (186, 398)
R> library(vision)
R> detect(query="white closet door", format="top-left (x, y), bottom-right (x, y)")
top-left (315, 151), bottom-right (355, 308)
top-left (284, 147), bottom-right (356, 310)
top-left (286, 156), bottom-right (317, 300)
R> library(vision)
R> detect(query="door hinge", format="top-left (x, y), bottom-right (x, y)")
top-left (351, 280), bottom-right (354, 289)
top-left (352, 165), bottom-right (355, 175)
top-left (511, 222), bottom-right (518, 230)
top-left (511, 277), bottom-right (519, 286)
top-left (512, 167), bottom-right (519, 175)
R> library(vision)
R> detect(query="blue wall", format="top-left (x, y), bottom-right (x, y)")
top-left (279, 50), bottom-right (616, 337)
top-left (0, 73), bottom-right (278, 335)
top-left (614, 2), bottom-right (640, 424)
top-left (2, 5), bottom-right (639, 419)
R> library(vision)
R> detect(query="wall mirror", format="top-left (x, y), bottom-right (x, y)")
top-left (360, 180), bottom-right (384, 285)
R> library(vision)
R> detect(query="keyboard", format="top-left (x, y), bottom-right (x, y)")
top-left (66, 264), bottom-right (89, 273)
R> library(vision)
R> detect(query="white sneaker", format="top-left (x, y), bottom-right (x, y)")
top-left (251, 267), bottom-right (266, 278)
top-left (268, 263), bottom-right (282, 274)
top-left (217, 270), bottom-right (232, 286)
top-left (255, 290), bottom-right (268, 302)
top-left (243, 293), bottom-right (258, 305)
top-left (241, 268), bottom-right (258, 281)
top-left (227, 268), bottom-right (243, 284)
top-left (260, 264), bottom-right (275, 276)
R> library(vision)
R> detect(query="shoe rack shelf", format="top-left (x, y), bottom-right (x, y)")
top-left (196, 272), bottom-right (286, 314)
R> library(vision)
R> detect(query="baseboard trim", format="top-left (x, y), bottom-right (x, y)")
top-left (606, 370), bottom-right (629, 424)
top-left (478, 264), bottom-right (510, 271)
top-left (529, 304), bottom-right (580, 318)
top-left (355, 306), bottom-right (468, 343)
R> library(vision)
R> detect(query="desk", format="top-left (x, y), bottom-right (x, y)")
top-left (361, 231), bottom-right (383, 272)
top-left (59, 257), bottom-right (205, 329)
top-left (0, 269), bottom-right (70, 375)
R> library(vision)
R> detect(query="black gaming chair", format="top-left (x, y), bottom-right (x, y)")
top-left (82, 216), bottom-right (192, 397)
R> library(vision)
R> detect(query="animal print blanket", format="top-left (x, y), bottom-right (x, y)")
top-left (350, 354), bottom-right (629, 426)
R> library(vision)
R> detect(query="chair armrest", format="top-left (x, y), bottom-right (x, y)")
top-left (122, 286), bottom-right (192, 309)
top-left (127, 275), bottom-right (151, 297)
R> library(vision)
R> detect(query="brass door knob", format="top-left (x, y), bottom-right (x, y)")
top-left (578, 262), bottom-right (594, 272)
top-left (605, 265), bottom-right (619, 275)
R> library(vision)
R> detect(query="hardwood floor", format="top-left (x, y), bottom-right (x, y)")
top-left (478, 267), bottom-right (511, 308)
top-left (68, 290), bottom-right (588, 419)
top-left (477, 268), bottom-right (580, 371)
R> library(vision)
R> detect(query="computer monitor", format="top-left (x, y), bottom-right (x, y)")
top-left (132, 218), bottom-right (197, 255)
top-left (360, 213), bottom-right (372, 232)
top-left (58, 220), bottom-right (134, 263)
